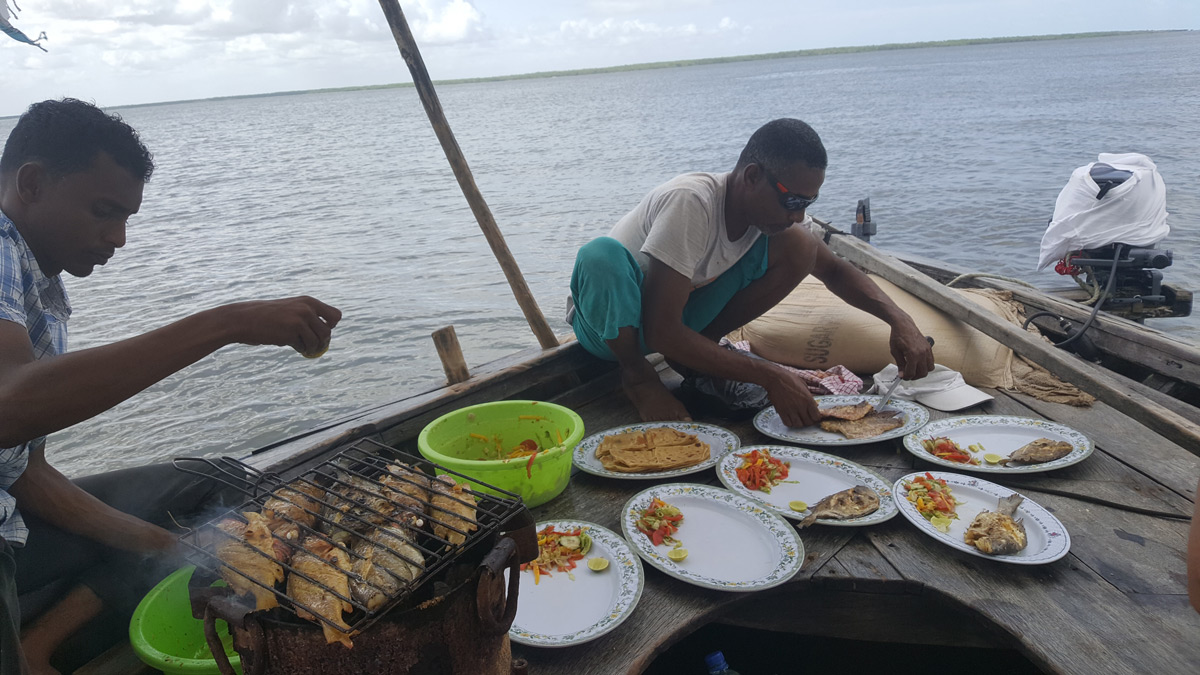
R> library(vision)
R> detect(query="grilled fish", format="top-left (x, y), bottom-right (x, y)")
top-left (429, 475), bottom-right (478, 547)
top-left (999, 438), bottom-right (1073, 466)
top-left (320, 472), bottom-right (399, 546)
top-left (798, 486), bottom-right (881, 528)
top-left (378, 462), bottom-right (432, 516)
top-left (819, 411), bottom-right (904, 440)
top-left (818, 401), bottom-right (874, 421)
top-left (288, 537), bottom-right (355, 648)
top-left (264, 480), bottom-right (325, 542)
top-left (350, 512), bottom-right (426, 611)
top-left (215, 512), bottom-right (287, 611)
top-left (964, 494), bottom-right (1028, 555)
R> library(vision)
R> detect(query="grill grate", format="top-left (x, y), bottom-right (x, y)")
top-left (174, 437), bottom-right (527, 638)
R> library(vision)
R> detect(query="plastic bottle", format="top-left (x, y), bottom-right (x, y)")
top-left (704, 651), bottom-right (740, 675)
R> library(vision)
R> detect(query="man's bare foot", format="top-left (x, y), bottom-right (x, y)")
top-left (621, 365), bottom-right (692, 422)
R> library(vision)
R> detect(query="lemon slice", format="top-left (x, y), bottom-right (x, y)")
top-left (984, 453), bottom-right (1003, 464)
top-left (667, 548), bottom-right (688, 562)
top-left (586, 557), bottom-right (609, 572)
top-left (788, 501), bottom-right (808, 512)
top-left (302, 342), bottom-right (330, 359)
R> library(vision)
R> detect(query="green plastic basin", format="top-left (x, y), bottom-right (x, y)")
top-left (417, 400), bottom-right (584, 507)
top-left (129, 566), bottom-right (242, 675)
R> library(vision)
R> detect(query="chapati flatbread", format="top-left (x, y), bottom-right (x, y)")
top-left (595, 427), bottom-right (711, 473)
top-left (818, 401), bottom-right (874, 421)
top-left (819, 411), bottom-right (904, 440)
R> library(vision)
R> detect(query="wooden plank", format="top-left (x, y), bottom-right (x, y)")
top-left (895, 252), bottom-right (1200, 387)
top-left (431, 325), bottom-right (470, 384)
top-left (813, 533), bottom-right (908, 594)
top-left (74, 643), bottom-right (155, 675)
top-left (824, 230), bottom-right (1200, 453)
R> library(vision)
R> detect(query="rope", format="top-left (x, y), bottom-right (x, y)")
top-left (945, 272), bottom-right (1039, 289)
top-left (1001, 481), bottom-right (1191, 521)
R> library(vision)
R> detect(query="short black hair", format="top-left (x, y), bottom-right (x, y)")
top-left (0, 98), bottom-right (154, 182)
top-left (735, 118), bottom-right (827, 173)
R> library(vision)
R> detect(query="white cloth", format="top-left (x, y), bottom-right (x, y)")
top-left (1037, 153), bottom-right (1169, 271)
top-left (868, 364), bottom-right (993, 412)
top-left (608, 172), bottom-right (760, 288)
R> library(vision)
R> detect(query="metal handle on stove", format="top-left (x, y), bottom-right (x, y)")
top-left (201, 593), bottom-right (266, 675)
top-left (476, 536), bottom-right (521, 635)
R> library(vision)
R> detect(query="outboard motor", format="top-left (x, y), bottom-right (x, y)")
top-left (1039, 153), bottom-right (1185, 321)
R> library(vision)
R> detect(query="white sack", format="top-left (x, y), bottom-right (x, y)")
top-left (1037, 152), bottom-right (1169, 270)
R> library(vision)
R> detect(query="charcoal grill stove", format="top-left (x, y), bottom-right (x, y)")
top-left (174, 438), bottom-right (537, 675)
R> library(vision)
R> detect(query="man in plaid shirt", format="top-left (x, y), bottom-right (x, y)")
top-left (0, 99), bottom-right (342, 674)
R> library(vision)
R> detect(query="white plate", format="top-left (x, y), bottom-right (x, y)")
top-left (620, 483), bottom-right (804, 591)
top-left (901, 415), bottom-right (1093, 474)
top-left (893, 471), bottom-right (1071, 565)
top-left (573, 422), bottom-right (740, 479)
top-left (753, 395), bottom-right (930, 447)
top-left (507, 520), bottom-right (644, 647)
top-left (715, 445), bottom-right (897, 527)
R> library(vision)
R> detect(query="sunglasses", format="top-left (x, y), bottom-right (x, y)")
top-left (761, 165), bottom-right (818, 212)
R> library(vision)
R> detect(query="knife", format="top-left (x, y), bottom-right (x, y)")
top-left (875, 336), bottom-right (935, 410)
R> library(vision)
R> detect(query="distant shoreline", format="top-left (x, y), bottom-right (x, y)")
top-left (6, 29), bottom-right (1191, 116)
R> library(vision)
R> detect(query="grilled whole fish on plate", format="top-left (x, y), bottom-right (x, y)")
top-left (215, 512), bottom-right (288, 611)
top-left (351, 512), bottom-right (426, 611)
top-left (429, 475), bottom-right (478, 547)
top-left (964, 494), bottom-right (1028, 555)
top-left (998, 438), bottom-right (1074, 466)
top-left (288, 537), bottom-right (355, 648)
top-left (798, 486), bottom-right (881, 528)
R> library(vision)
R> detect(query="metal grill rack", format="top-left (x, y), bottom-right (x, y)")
top-left (174, 437), bottom-right (528, 636)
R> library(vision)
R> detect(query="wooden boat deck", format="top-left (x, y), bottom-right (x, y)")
top-left (499, 360), bottom-right (1200, 675)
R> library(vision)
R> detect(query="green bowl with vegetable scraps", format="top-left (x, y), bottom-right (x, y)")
top-left (417, 400), bottom-right (584, 507)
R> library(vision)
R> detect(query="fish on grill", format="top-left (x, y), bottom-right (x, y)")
top-left (818, 401), bottom-right (874, 421)
top-left (378, 462), bottom-right (432, 516)
top-left (819, 410), bottom-right (904, 439)
top-left (264, 480), bottom-right (325, 542)
top-left (288, 537), bottom-right (355, 648)
top-left (998, 438), bottom-right (1074, 466)
top-left (215, 512), bottom-right (288, 611)
top-left (964, 494), bottom-right (1028, 555)
top-left (320, 472), bottom-right (399, 546)
top-left (798, 486), bottom-right (881, 528)
top-left (429, 475), bottom-right (478, 547)
top-left (350, 512), bottom-right (426, 611)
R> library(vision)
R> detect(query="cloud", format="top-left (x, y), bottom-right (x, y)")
top-left (585, 0), bottom-right (713, 13)
top-left (405, 0), bottom-right (485, 44)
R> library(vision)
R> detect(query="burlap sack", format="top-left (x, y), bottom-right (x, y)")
top-left (737, 275), bottom-right (1017, 388)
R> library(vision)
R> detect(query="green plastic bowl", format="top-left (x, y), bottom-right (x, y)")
top-left (417, 400), bottom-right (584, 508)
top-left (130, 566), bottom-right (243, 675)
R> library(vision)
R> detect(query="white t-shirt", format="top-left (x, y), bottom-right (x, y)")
top-left (608, 172), bottom-right (760, 288)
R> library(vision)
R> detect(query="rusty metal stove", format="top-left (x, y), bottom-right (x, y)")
top-left (174, 438), bottom-right (537, 675)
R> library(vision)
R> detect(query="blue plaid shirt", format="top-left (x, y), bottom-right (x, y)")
top-left (0, 210), bottom-right (70, 546)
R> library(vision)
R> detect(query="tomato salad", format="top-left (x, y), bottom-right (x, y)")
top-left (921, 436), bottom-right (981, 466)
top-left (902, 472), bottom-right (962, 532)
top-left (521, 524), bottom-right (593, 585)
top-left (734, 449), bottom-right (791, 493)
top-left (635, 497), bottom-right (684, 547)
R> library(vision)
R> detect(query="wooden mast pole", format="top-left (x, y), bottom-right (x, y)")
top-left (376, 0), bottom-right (560, 350)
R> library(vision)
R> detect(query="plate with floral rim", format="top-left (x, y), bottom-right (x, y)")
top-left (753, 395), bottom-right (930, 447)
top-left (573, 421), bottom-right (739, 479)
top-left (620, 483), bottom-right (804, 591)
top-left (507, 520), bottom-right (644, 647)
top-left (902, 415), bottom-right (1093, 474)
top-left (715, 445), bottom-right (897, 526)
top-left (893, 471), bottom-right (1071, 565)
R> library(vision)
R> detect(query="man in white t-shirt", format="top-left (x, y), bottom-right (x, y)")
top-left (568, 118), bottom-right (933, 425)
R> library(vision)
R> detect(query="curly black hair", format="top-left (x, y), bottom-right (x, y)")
top-left (1, 98), bottom-right (154, 182)
top-left (735, 118), bottom-right (827, 173)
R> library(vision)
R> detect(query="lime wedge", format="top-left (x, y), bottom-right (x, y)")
top-left (788, 501), bottom-right (808, 512)
top-left (983, 453), bottom-right (1003, 464)
top-left (667, 548), bottom-right (688, 562)
top-left (586, 557), bottom-right (609, 572)
top-left (302, 341), bottom-right (330, 359)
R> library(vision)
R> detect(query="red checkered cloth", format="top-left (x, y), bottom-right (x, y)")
top-left (725, 340), bottom-right (863, 395)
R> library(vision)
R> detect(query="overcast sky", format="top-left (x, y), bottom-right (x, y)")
top-left (1, 0), bottom-right (1197, 117)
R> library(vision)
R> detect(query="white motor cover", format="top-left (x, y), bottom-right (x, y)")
top-left (1037, 152), bottom-right (1169, 270)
